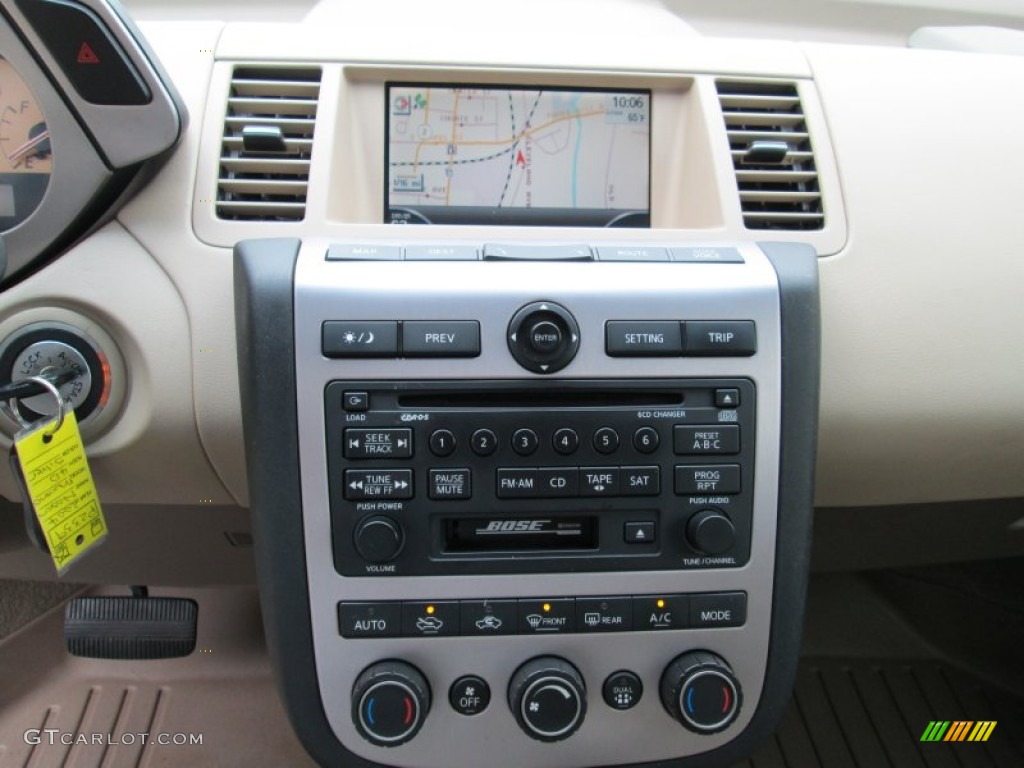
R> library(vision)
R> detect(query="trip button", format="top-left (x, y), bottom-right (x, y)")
top-left (580, 467), bottom-right (620, 497)
top-left (402, 601), bottom-right (460, 637)
top-left (338, 602), bottom-right (402, 638)
top-left (429, 469), bottom-right (471, 500)
top-left (403, 321), bottom-right (481, 358)
top-left (684, 321), bottom-right (757, 356)
top-left (496, 468), bottom-right (539, 499)
top-left (17, 0), bottom-right (151, 106)
top-left (632, 595), bottom-right (689, 631)
top-left (539, 468), bottom-right (579, 498)
top-left (673, 426), bottom-right (740, 455)
top-left (344, 429), bottom-right (412, 459)
top-left (689, 592), bottom-right (747, 629)
top-left (576, 598), bottom-right (632, 633)
top-left (621, 466), bottom-right (660, 496)
top-left (606, 321), bottom-right (683, 357)
top-left (461, 600), bottom-right (517, 636)
top-left (518, 599), bottom-right (575, 634)
top-left (323, 321), bottom-right (399, 358)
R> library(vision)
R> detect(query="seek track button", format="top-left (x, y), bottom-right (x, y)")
top-left (344, 429), bottom-right (412, 459)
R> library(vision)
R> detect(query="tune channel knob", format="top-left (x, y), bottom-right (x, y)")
top-left (686, 508), bottom-right (736, 555)
top-left (353, 515), bottom-right (403, 563)
top-left (352, 661), bottom-right (431, 746)
top-left (660, 651), bottom-right (742, 734)
top-left (508, 656), bottom-right (587, 742)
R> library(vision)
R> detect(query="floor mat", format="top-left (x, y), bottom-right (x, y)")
top-left (739, 659), bottom-right (1024, 768)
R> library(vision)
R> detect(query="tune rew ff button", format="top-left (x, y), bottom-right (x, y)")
top-left (660, 651), bottom-right (742, 734)
top-left (352, 661), bottom-right (431, 747)
top-left (507, 301), bottom-right (580, 374)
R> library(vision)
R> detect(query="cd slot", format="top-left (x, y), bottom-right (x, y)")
top-left (399, 391), bottom-right (683, 409)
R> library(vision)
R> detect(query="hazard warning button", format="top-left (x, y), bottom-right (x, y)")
top-left (17, 0), bottom-right (151, 105)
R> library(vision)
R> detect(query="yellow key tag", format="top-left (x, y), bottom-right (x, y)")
top-left (14, 409), bottom-right (107, 575)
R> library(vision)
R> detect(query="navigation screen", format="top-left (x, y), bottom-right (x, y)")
top-left (385, 85), bottom-right (650, 227)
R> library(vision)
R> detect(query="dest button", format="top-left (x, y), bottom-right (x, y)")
top-left (632, 595), bottom-right (689, 631)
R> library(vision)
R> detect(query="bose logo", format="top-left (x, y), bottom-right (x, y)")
top-left (482, 520), bottom-right (546, 533)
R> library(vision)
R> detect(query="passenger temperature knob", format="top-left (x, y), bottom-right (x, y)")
top-left (660, 651), bottom-right (741, 734)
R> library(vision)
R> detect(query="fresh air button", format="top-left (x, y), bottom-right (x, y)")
top-left (675, 465), bottom-right (741, 495)
top-left (689, 592), bottom-right (747, 628)
top-left (596, 246), bottom-right (669, 262)
top-left (429, 469), bottom-right (471, 500)
top-left (344, 469), bottom-right (413, 500)
top-left (580, 467), bottom-right (619, 497)
top-left (344, 429), bottom-right (412, 459)
top-left (402, 321), bottom-right (481, 358)
top-left (497, 468), bottom-right (539, 499)
top-left (323, 321), bottom-right (398, 358)
top-left (18, 0), bottom-right (151, 106)
top-left (673, 426), bottom-right (740, 455)
top-left (461, 600), bottom-right (517, 636)
top-left (326, 244), bottom-right (402, 260)
top-left (633, 595), bottom-right (689, 631)
top-left (621, 466), bottom-right (660, 496)
top-left (404, 245), bottom-right (479, 261)
top-left (403, 601), bottom-right (460, 637)
top-left (606, 321), bottom-right (683, 357)
top-left (483, 243), bottom-right (592, 260)
top-left (339, 602), bottom-right (402, 638)
top-left (576, 598), bottom-right (632, 633)
top-left (684, 321), bottom-right (757, 356)
top-left (518, 599), bottom-right (575, 634)
top-left (624, 521), bottom-right (656, 544)
top-left (670, 246), bottom-right (745, 264)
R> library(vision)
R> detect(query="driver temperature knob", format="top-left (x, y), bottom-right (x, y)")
top-left (660, 651), bottom-right (742, 734)
top-left (508, 656), bottom-right (587, 742)
top-left (352, 661), bottom-right (431, 747)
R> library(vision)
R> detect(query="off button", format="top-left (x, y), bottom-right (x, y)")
top-left (450, 676), bottom-right (491, 716)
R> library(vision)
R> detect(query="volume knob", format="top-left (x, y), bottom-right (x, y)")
top-left (353, 515), bottom-right (403, 563)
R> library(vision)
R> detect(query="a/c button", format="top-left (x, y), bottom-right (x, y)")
top-left (632, 595), bottom-right (689, 631)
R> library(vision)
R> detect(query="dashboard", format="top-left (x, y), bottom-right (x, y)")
top-left (0, 0), bottom-right (1021, 767)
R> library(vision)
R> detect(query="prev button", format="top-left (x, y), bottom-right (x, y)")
top-left (403, 321), bottom-right (481, 358)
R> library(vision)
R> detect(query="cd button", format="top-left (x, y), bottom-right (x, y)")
top-left (539, 467), bottom-right (579, 498)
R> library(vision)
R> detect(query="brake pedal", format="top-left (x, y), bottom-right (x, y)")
top-left (65, 592), bottom-right (198, 659)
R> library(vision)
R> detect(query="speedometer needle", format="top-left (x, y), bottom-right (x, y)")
top-left (6, 129), bottom-right (50, 167)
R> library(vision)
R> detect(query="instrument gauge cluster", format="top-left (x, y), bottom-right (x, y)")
top-left (0, 56), bottom-right (51, 232)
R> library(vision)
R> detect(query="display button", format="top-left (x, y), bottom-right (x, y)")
top-left (323, 321), bottom-right (399, 358)
top-left (471, 429), bottom-right (498, 456)
top-left (338, 602), bottom-right (402, 638)
top-left (402, 601), bottom-right (460, 637)
top-left (403, 321), bottom-right (481, 358)
top-left (675, 465), bottom-right (741, 495)
top-left (593, 427), bottom-right (620, 454)
top-left (633, 426), bottom-right (660, 454)
top-left (606, 321), bottom-right (683, 357)
top-left (429, 429), bottom-right (456, 457)
top-left (344, 469), bottom-right (413, 500)
top-left (684, 321), bottom-right (757, 356)
top-left (461, 600), bottom-right (517, 636)
top-left (496, 468), bottom-right (539, 498)
top-left (621, 466), bottom-right (660, 496)
top-left (552, 428), bottom-right (579, 455)
top-left (344, 429), bottom-right (412, 459)
top-left (690, 592), bottom-right (747, 628)
top-left (670, 246), bottom-right (745, 264)
top-left (539, 467), bottom-right (579, 498)
top-left (342, 391), bottom-right (369, 412)
top-left (576, 597), bottom-right (632, 633)
top-left (596, 246), bottom-right (669, 262)
top-left (404, 245), bottom-right (479, 261)
top-left (673, 426), bottom-right (740, 455)
top-left (429, 468), bottom-right (471, 500)
top-left (633, 595), bottom-right (689, 631)
top-left (580, 467), bottom-right (620, 496)
top-left (512, 428), bottom-right (539, 456)
top-left (603, 671), bottom-right (643, 710)
top-left (715, 388), bottom-right (740, 408)
top-left (17, 0), bottom-right (151, 106)
top-left (518, 599), bottom-right (575, 634)
top-left (450, 676), bottom-right (491, 716)
top-left (326, 244), bottom-right (403, 261)
top-left (624, 521), bottom-right (656, 544)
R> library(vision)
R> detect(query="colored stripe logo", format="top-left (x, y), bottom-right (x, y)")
top-left (921, 721), bottom-right (997, 742)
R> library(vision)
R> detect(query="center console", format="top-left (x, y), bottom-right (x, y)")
top-left (235, 239), bottom-right (819, 767)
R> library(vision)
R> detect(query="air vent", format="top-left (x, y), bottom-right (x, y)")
top-left (717, 81), bottom-right (824, 231)
top-left (217, 66), bottom-right (321, 221)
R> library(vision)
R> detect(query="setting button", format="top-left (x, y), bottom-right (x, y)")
top-left (450, 676), bottom-right (491, 716)
top-left (690, 592), bottom-right (747, 628)
top-left (402, 601), bottom-right (460, 637)
top-left (684, 321), bottom-right (757, 356)
top-left (606, 321), bottom-right (683, 357)
top-left (576, 597), bottom-right (632, 633)
top-left (461, 600), bottom-right (517, 636)
top-left (633, 595), bottom-right (689, 631)
top-left (403, 321), bottom-right (481, 358)
top-left (580, 467), bottom-right (620, 497)
top-left (323, 321), bottom-right (399, 358)
top-left (603, 671), bottom-right (643, 710)
top-left (675, 465), bottom-right (741, 495)
top-left (674, 426), bottom-right (740, 455)
top-left (429, 469), bottom-right (471, 500)
top-left (344, 429), bottom-right (412, 459)
top-left (338, 602), bottom-right (402, 639)
top-left (344, 470), bottom-right (412, 500)
top-left (518, 599), bottom-right (575, 634)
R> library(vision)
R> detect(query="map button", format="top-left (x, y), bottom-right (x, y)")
top-left (483, 244), bottom-right (593, 261)
top-left (326, 244), bottom-right (403, 261)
